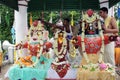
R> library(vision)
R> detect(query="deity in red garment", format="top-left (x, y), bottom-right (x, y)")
top-left (51, 31), bottom-right (70, 78)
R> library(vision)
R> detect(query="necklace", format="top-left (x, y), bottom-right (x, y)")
top-left (53, 31), bottom-right (67, 58)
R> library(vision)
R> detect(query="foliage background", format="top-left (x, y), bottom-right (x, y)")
top-left (0, 4), bottom-right (14, 43)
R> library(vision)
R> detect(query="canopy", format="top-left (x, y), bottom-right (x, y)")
top-left (28, 0), bottom-right (100, 11)
top-left (0, 0), bottom-right (120, 12)
top-left (28, 0), bottom-right (120, 12)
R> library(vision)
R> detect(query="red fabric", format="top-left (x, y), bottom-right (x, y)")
top-left (56, 66), bottom-right (68, 78)
top-left (29, 44), bottom-right (40, 56)
top-left (76, 35), bottom-right (110, 53)
top-left (104, 35), bottom-right (110, 44)
top-left (51, 41), bottom-right (69, 78)
top-left (44, 42), bottom-right (53, 49)
top-left (84, 37), bottom-right (102, 53)
top-left (23, 42), bottom-right (29, 48)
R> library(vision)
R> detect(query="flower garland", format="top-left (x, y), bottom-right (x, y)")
top-left (28, 21), bottom-right (45, 67)
top-left (97, 16), bottom-right (104, 63)
top-left (83, 13), bottom-right (97, 23)
top-left (53, 30), bottom-right (67, 63)
top-left (69, 40), bottom-right (76, 58)
top-left (81, 12), bottom-right (104, 63)
top-left (81, 20), bottom-right (89, 63)
top-left (53, 30), bottom-right (67, 57)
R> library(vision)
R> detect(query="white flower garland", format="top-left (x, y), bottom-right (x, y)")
top-left (97, 17), bottom-right (104, 63)
top-left (69, 40), bottom-right (76, 58)
top-left (29, 22), bottom-right (45, 67)
top-left (83, 13), bottom-right (97, 23)
top-left (53, 30), bottom-right (67, 63)
top-left (81, 21), bottom-right (89, 63)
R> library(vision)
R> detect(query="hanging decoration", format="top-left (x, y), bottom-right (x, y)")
top-left (70, 11), bottom-right (74, 26)
top-left (29, 13), bottom-right (33, 27)
top-left (56, 11), bottom-right (63, 26)
top-left (5, 11), bottom-right (10, 27)
top-left (41, 11), bottom-right (44, 20)
top-left (49, 12), bottom-right (53, 23)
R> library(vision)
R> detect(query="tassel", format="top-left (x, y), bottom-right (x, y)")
top-left (71, 11), bottom-right (74, 26)
top-left (49, 12), bottom-right (53, 23)
top-left (29, 13), bottom-right (33, 26)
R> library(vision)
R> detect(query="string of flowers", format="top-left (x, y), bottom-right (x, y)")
top-left (29, 22), bottom-right (44, 67)
top-left (97, 15), bottom-right (104, 63)
top-left (81, 12), bottom-right (90, 63)
top-left (52, 30), bottom-right (68, 64)
top-left (69, 40), bottom-right (76, 58)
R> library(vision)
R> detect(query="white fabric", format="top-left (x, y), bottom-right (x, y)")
top-left (66, 49), bottom-right (82, 67)
top-left (99, 0), bottom-right (109, 8)
top-left (108, 7), bottom-right (115, 17)
top-left (64, 25), bottom-right (73, 35)
top-left (69, 25), bottom-right (73, 34)
top-left (49, 37), bottom-right (54, 44)
top-left (46, 67), bottom-right (77, 79)
top-left (104, 42), bottom-right (115, 66)
top-left (66, 32), bottom-right (73, 36)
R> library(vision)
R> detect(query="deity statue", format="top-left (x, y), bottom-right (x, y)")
top-left (15, 20), bottom-right (52, 67)
top-left (73, 9), bottom-right (116, 80)
top-left (51, 30), bottom-right (70, 78)
top-left (7, 20), bottom-right (53, 80)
